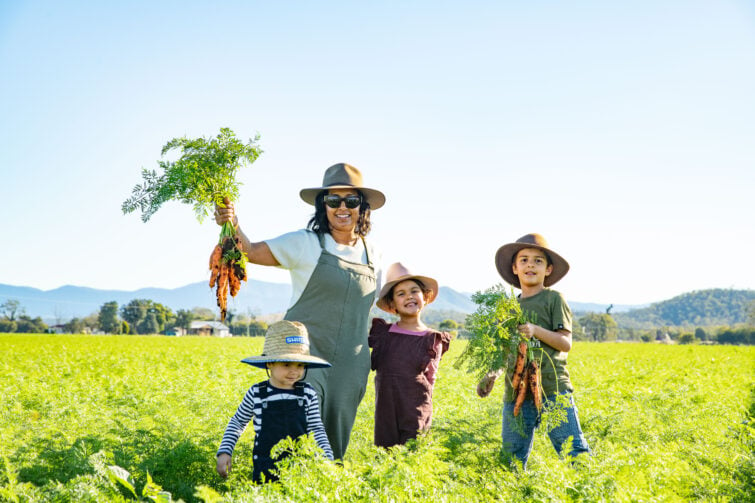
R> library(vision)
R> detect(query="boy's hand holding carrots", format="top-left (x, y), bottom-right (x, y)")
top-left (518, 323), bottom-right (537, 339)
top-left (477, 369), bottom-right (503, 398)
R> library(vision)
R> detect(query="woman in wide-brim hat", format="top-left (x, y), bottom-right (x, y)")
top-left (214, 162), bottom-right (385, 460)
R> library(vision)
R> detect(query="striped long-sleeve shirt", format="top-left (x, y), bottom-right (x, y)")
top-left (217, 381), bottom-right (334, 460)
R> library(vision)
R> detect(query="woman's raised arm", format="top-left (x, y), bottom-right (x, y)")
top-left (214, 202), bottom-right (280, 266)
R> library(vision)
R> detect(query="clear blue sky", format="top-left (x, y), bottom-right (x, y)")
top-left (1, 1), bottom-right (753, 307)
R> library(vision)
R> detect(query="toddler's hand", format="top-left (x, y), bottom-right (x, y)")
top-left (518, 323), bottom-right (537, 339)
top-left (216, 453), bottom-right (232, 478)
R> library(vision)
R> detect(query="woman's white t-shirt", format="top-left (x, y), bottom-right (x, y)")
top-left (265, 229), bottom-right (383, 308)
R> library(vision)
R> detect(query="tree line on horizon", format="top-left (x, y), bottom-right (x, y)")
top-left (1, 288), bottom-right (753, 345)
top-left (0, 298), bottom-right (268, 337)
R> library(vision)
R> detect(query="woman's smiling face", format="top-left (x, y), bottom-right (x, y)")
top-left (325, 188), bottom-right (360, 234)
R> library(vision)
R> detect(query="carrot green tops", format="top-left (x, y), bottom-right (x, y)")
top-left (504, 288), bottom-right (574, 401)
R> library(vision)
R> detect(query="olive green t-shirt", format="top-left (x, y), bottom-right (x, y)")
top-left (503, 288), bottom-right (574, 401)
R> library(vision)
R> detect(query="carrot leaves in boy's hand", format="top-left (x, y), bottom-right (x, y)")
top-left (454, 284), bottom-right (530, 381)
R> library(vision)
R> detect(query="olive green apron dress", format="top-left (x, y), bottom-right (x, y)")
top-left (284, 234), bottom-right (375, 459)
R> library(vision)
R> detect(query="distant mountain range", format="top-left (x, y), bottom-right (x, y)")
top-left (4, 282), bottom-right (749, 328)
top-left (0, 281), bottom-right (292, 322)
top-left (1, 281), bottom-right (631, 322)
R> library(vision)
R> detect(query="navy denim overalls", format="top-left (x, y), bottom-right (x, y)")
top-left (252, 381), bottom-right (307, 483)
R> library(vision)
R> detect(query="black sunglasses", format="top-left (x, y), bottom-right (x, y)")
top-left (323, 194), bottom-right (362, 209)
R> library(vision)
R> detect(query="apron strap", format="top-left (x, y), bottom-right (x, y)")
top-left (361, 237), bottom-right (373, 268)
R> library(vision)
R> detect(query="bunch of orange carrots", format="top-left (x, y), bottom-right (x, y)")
top-left (209, 219), bottom-right (247, 321)
top-left (511, 340), bottom-right (543, 416)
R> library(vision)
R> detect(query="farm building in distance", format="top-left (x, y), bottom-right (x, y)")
top-left (187, 321), bottom-right (230, 337)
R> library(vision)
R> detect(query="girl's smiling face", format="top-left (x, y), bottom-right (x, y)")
top-left (389, 279), bottom-right (428, 317)
top-left (267, 361), bottom-right (306, 389)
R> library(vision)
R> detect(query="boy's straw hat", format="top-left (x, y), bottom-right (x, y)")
top-left (241, 320), bottom-right (331, 369)
top-left (300, 163), bottom-right (386, 209)
top-left (495, 233), bottom-right (570, 288)
top-left (376, 262), bottom-right (439, 313)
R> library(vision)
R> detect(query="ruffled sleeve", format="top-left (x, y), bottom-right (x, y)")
top-left (438, 331), bottom-right (451, 356)
top-left (423, 330), bottom-right (452, 385)
top-left (369, 317), bottom-right (390, 371)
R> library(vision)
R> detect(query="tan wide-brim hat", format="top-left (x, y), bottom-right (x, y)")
top-left (376, 262), bottom-right (439, 313)
top-left (241, 320), bottom-right (331, 369)
top-left (495, 233), bottom-right (570, 288)
top-left (300, 163), bottom-right (386, 210)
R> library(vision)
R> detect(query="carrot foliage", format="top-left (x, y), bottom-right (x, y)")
top-left (121, 127), bottom-right (262, 223)
top-left (454, 284), bottom-right (530, 380)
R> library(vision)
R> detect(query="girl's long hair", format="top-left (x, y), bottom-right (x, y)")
top-left (306, 189), bottom-right (372, 237)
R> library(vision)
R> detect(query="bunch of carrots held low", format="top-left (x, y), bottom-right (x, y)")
top-left (511, 339), bottom-right (542, 416)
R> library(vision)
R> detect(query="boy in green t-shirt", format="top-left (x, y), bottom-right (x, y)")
top-left (476, 233), bottom-right (590, 469)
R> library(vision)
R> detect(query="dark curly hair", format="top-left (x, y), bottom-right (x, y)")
top-left (306, 189), bottom-right (372, 237)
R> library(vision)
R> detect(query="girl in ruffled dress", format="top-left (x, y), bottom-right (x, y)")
top-left (368, 263), bottom-right (452, 448)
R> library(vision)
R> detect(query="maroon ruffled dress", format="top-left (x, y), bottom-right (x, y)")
top-left (368, 317), bottom-right (451, 448)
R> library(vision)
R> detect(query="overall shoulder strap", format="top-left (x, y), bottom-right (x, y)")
top-left (361, 237), bottom-right (373, 267)
top-left (295, 381), bottom-right (305, 406)
top-left (258, 380), bottom-right (269, 408)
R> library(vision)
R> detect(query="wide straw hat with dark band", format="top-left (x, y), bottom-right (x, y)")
top-left (241, 320), bottom-right (331, 369)
top-left (376, 262), bottom-right (439, 313)
top-left (300, 163), bottom-right (386, 209)
top-left (495, 233), bottom-right (570, 288)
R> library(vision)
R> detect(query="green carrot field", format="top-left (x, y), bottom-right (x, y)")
top-left (1, 334), bottom-right (752, 502)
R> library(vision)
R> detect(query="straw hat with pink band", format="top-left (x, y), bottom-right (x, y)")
top-left (376, 262), bottom-right (439, 313)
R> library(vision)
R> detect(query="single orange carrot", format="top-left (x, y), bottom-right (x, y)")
top-left (513, 364), bottom-right (529, 417)
top-left (209, 244), bottom-right (222, 269)
top-left (528, 360), bottom-right (542, 413)
top-left (209, 244), bottom-right (222, 287)
top-left (510, 340), bottom-right (528, 393)
top-left (217, 263), bottom-right (230, 320)
top-left (229, 263), bottom-right (241, 297)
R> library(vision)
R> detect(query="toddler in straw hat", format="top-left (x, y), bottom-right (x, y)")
top-left (368, 262), bottom-right (452, 448)
top-left (216, 320), bottom-right (333, 483)
top-left (476, 233), bottom-right (590, 470)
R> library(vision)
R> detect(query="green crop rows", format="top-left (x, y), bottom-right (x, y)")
top-left (1, 334), bottom-right (752, 502)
